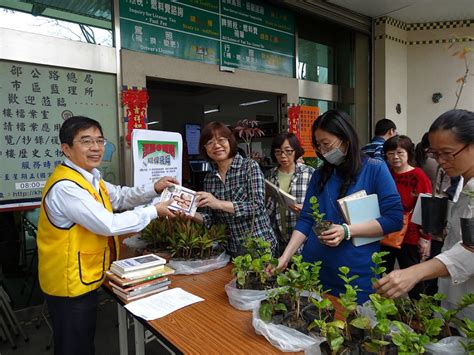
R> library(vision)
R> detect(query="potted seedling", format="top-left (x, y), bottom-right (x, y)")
top-left (309, 196), bottom-right (332, 236)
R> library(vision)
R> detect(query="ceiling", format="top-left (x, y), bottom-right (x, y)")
top-left (326, 0), bottom-right (474, 23)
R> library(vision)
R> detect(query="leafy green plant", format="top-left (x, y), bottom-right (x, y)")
top-left (370, 251), bottom-right (391, 284)
top-left (309, 196), bottom-right (325, 225)
top-left (276, 255), bottom-right (322, 321)
top-left (308, 319), bottom-right (345, 354)
top-left (364, 293), bottom-right (398, 353)
top-left (392, 320), bottom-right (430, 354)
top-left (141, 216), bottom-right (227, 260)
top-left (458, 317), bottom-right (474, 353)
top-left (259, 288), bottom-right (288, 322)
top-left (232, 237), bottom-right (278, 289)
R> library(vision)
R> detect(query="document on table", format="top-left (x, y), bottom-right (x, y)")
top-left (124, 287), bottom-right (204, 321)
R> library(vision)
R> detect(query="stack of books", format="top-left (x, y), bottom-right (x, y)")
top-left (107, 254), bottom-right (175, 301)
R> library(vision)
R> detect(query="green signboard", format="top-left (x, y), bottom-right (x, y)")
top-left (120, 0), bottom-right (295, 77)
top-left (0, 60), bottom-right (119, 208)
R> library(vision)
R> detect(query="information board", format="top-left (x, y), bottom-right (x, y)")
top-left (0, 60), bottom-right (118, 209)
top-left (120, 0), bottom-right (295, 77)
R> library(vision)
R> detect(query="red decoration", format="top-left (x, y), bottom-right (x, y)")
top-left (288, 105), bottom-right (301, 141)
top-left (122, 87), bottom-right (149, 145)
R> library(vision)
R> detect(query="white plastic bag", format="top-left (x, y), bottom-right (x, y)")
top-left (225, 279), bottom-right (272, 311)
top-left (252, 303), bottom-right (324, 353)
top-left (424, 336), bottom-right (468, 354)
top-left (169, 252), bottom-right (230, 275)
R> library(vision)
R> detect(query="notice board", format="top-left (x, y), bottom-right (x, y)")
top-left (120, 0), bottom-right (295, 77)
top-left (0, 60), bottom-right (118, 210)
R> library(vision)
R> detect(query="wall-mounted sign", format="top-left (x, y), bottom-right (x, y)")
top-left (120, 0), bottom-right (295, 77)
top-left (288, 105), bottom-right (320, 158)
top-left (0, 60), bottom-right (118, 209)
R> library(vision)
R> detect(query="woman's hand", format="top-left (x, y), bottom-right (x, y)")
top-left (288, 203), bottom-right (303, 214)
top-left (373, 269), bottom-right (419, 298)
top-left (276, 255), bottom-right (290, 271)
top-left (196, 191), bottom-right (221, 210)
top-left (318, 224), bottom-right (346, 247)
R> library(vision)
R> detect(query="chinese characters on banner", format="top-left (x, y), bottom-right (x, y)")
top-left (0, 61), bottom-right (118, 208)
top-left (119, 0), bottom-right (295, 77)
top-left (122, 86), bottom-right (149, 146)
top-left (131, 129), bottom-right (182, 188)
top-left (288, 105), bottom-right (320, 158)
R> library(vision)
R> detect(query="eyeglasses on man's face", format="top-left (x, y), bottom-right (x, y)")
top-left (74, 137), bottom-right (107, 148)
top-left (427, 144), bottom-right (468, 161)
top-left (204, 137), bottom-right (228, 148)
top-left (274, 149), bottom-right (295, 157)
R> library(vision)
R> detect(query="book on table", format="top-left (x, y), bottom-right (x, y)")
top-left (106, 265), bottom-right (175, 286)
top-left (337, 190), bottom-right (383, 247)
top-left (110, 254), bottom-right (166, 275)
top-left (112, 284), bottom-right (170, 302)
top-left (265, 179), bottom-right (297, 207)
top-left (110, 278), bottom-right (171, 297)
top-left (110, 263), bottom-right (167, 279)
top-left (160, 183), bottom-right (198, 216)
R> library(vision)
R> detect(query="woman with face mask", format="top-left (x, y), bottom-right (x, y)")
top-left (277, 110), bottom-right (403, 303)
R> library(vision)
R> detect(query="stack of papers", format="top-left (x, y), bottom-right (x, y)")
top-left (124, 287), bottom-right (204, 321)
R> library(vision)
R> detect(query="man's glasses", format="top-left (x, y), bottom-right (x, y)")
top-left (204, 137), bottom-right (228, 148)
top-left (427, 144), bottom-right (468, 161)
top-left (274, 149), bottom-right (295, 157)
top-left (74, 138), bottom-right (107, 148)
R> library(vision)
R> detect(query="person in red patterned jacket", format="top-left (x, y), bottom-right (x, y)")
top-left (382, 135), bottom-right (433, 299)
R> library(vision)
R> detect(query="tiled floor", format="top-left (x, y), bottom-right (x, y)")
top-left (0, 289), bottom-right (169, 355)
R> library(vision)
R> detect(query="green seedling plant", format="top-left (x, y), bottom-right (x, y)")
top-left (370, 251), bottom-right (391, 284)
top-left (365, 293), bottom-right (398, 353)
top-left (337, 266), bottom-right (364, 342)
top-left (392, 320), bottom-right (430, 354)
top-left (276, 255), bottom-right (322, 321)
top-left (458, 317), bottom-right (474, 353)
top-left (309, 196), bottom-right (325, 225)
top-left (432, 293), bottom-right (474, 337)
top-left (308, 319), bottom-right (345, 354)
top-left (259, 288), bottom-right (288, 322)
top-left (232, 237), bottom-right (278, 289)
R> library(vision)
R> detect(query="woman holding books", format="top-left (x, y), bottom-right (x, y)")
top-left (194, 121), bottom-right (278, 256)
top-left (375, 109), bottom-right (474, 320)
top-left (382, 135), bottom-right (433, 299)
top-left (265, 132), bottom-right (315, 255)
top-left (276, 110), bottom-right (403, 303)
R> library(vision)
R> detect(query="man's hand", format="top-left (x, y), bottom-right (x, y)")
top-left (418, 238), bottom-right (431, 261)
top-left (154, 176), bottom-right (179, 193)
top-left (373, 269), bottom-right (419, 298)
top-left (288, 203), bottom-right (303, 214)
top-left (154, 199), bottom-right (176, 218)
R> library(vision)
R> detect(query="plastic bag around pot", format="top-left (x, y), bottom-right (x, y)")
top-left (421, 196), bottom-right (448, 235)
top-left (169, 252), bottom-right (230, 275)
top-left (252, 302), bottom-right (324, 354)
top-left (225, 279), bottom-right (275, 311)
top-left (424, 336), bottom-right (468, 354)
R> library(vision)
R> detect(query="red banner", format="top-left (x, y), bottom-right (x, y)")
top-left (287, 105), bottom-right (320, 158)
top-left (122, 87), bottom-right (149, 145)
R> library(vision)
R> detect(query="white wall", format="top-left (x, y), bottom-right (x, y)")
top-left (407, 27), bottom-right (474, 143)
top-left (374, 18), bottom-right (474, 143)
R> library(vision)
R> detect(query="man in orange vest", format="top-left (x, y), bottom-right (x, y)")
top-left (37, 116), bottom-right (177, 355)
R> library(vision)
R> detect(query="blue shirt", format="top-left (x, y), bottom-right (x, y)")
top-left (295, 158), bottom-right (403, 303)
top-left (361, 136), bottom-right (386, 161)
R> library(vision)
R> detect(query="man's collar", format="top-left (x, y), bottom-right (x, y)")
top-left (64, 158), bottom-right (101, 183)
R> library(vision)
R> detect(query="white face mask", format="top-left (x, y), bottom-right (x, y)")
top-left (323, 146), bottom-right (346, 166)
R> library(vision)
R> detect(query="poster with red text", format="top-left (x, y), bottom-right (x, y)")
top-left (131, 130), bottom-right (182, 187)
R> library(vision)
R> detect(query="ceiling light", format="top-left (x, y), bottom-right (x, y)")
top-left (239, 99), bottom-right (269, 106)
top-left (148, 121), bottom-right (159, 125)
top-left (204, 105), bottom-right (220, 114)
